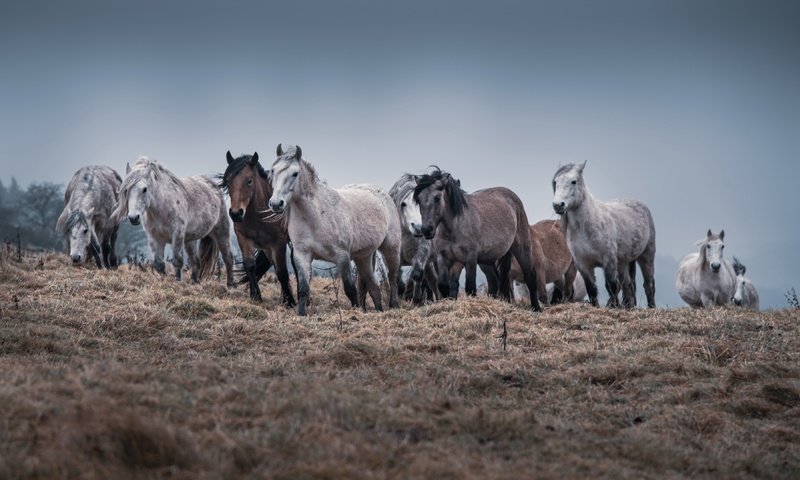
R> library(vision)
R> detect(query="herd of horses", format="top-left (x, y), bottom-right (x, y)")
top-left (55, 146), bottom-right (760, 315)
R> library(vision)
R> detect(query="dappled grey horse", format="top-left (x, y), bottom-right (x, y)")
top-left (388, 174), bottom-right (440, 305)
top-left (112, 157), bottom-right (234, 285)
top-left (269, 144), bottom-right (402, 316)
top-left (675, 230), bottom-right (735, 308)
top-left (552, 162), bottom-right (656, 308)
top-left (56, 165), bottom-right (122, 268)
top-left (733, 256), bottom-right (759, 310)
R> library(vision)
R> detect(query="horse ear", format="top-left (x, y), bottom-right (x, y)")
top-left (578, 160), bottom-right (587, 173)
top-left (86, 206), bottom-right (96, 218)
top-left (707, 229), bottom-right (713, 239)
top-left (276, 144), bottom-right (284, 156)
top-left (294, 146), bottom-right (302, 160)
top-left (250, 152), bottom-right (259, 166)
top-left (226, 151), bottom-right (235, 165)
top-left (55, 207), bottom-right (70, 233)
top-left (126, 162), bottom-right (131, 175)
top-left (719, 230), bottom-right (724, 241)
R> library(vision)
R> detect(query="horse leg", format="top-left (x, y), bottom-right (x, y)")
top-left (480, 263), bottom-right (499, 297)
top-left (272, 244), bottom-right (296, 307)
top-left (603, 262), bottom-right (620, 308)
top-left (379, 243), bottom-right (401, 309)
top-left (448, 262), bottom-right (464, 299)
top-left (621, 261), bottom-right (637, 308)
top-left (563, 261), bottom-right (577, 302)
top-left (580, 266), bottom-right (599, 307)
top-left (294, 251), bottom-right (313, 316)
top-left (107, 225), bottom-right (119, 269)
top-left (150, 238), bottom-right (167, 275)
top-left (508, 242), bottom-right (540, 311)
top-left (551, 280), bottom-right (565, 305)
top-left (496, 253), bottom-right (514, 302)
top-left (637, 245), bottom-right (657, 308)
top-left (89, 237), bottom-right (103, 269)
top-left (336, 255), bottom-right (359, 308)
top-left (185, 241), bottom-right (200, 283)
top-left (237, 234), bottom-right (262, 301)
top-left (355, 255), bottom-right (383, 311)
top-left (422, 259), bottom-right (440, 303)
top-left (464, 256), bottom-right (479, 296)
top-left (101, 236), bottom-right (111, 269)
top-left (216, 234), bottom-right (235, 288)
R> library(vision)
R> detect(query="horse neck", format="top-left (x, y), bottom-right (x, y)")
top-left (565, 185), bottom-right (599, 228)
top-left (250, 175), bottom-right (271, 209)
top-left (288, 164), bottom-right (330, 219)
top-left (439, 192), bottom-right (470, 234)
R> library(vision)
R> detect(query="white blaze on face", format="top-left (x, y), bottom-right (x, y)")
top-left (705, 238), bottom-right (725, 271)
top-left (269, 159), bottom-right (301, 212)
top-left (127, 178), bottom-right (150, 223)
top-left (399, 191), bottom-right (423, 235)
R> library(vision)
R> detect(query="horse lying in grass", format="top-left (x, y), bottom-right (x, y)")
top-left (56, 165), bottom-right (122, 268)
top-left (414, 167), bottom-right (542, 311)
top-left (269, 144), bottom-right (402, 316)
top-left (675, 229), bottom-right (735, 308)
top-left (219, 151), bottom-right (296, 306)
top-left (112, 157), bottom-right (234, 285)
top-left (552, 161), bottom-right (656, 308)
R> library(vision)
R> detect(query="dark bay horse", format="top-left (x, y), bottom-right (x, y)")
top-left (220, 151), bottom-right (296, 306)
top-left (414, 168), bottom-right (542, 311)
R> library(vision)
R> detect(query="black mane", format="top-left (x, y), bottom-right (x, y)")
top-left (217, 154), bottom-right (270, 193)
top-left (64, 209), bottom-right (89, 232)
top-left (412, 166), bottom-right (468, 217)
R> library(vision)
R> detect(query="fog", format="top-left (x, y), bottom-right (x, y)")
top-left (2, 0), bottom-right (798, 307)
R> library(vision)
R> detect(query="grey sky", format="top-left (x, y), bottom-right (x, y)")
top-left (2, 1), bottom-right (798, 307)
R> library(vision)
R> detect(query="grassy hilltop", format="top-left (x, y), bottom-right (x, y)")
top-left (1, 253), bottom-right (799, 479)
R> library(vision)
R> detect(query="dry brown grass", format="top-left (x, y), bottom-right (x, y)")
top-left (1, 253), bottom-right (799, 479)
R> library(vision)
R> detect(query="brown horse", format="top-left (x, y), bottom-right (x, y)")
top-left (414, 168), bottom-right (541, 311)
top-left (219, 151), bottom-right (296, 306)
top-left (509, 219), bottom-right (577, 304)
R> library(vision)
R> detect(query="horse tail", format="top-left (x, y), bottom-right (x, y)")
top-left (197, 236), bottom-right (219, 280)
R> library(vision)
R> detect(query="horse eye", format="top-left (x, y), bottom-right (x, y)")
top-left (247, 179), bottom-right (253, 186)
top-left (83, 228), bottom-right (88, 234)
top-left (400, 202), bottom-right (407, 208)
top-left (434, 196), bottom-right (441, 202)
top-left (707, 245), bottom-right (711, 249)
top-left (142, 187), bottom-right (147, 193)
top-left (721, 245), bottom-right (724, 249)
top-left (571, 180), bottom-right (577, 185)
top-left (292, 172), bottom-right (299, 178)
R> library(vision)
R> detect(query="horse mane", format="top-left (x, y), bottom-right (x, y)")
top-left (58, 209), bottom-right (89, 234)
top-left (112, 157), bottom-right (186, 222)
top-left (733, 257), bottom-right (746, 276)
top-left (217, 154), bottom-right (270, 193)
top-left (388, 174), bottom-right (417, 209)
top-left (553, 163), bottom-right (578, 180)
top-left (413, 167), bottom-right (468, 217)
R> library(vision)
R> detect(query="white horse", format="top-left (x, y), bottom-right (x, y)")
top-left (733, 257), bottom-right (759, 310)
top-left (268, 144), bottom-right (402, 316)
top-left (388, 174), bottom-right (440, 305)
top-left (552, 162), bottom-right (656, 308)
top-left (56, 165), bottom-right (122, 268)
top-left (111, 157), bottom-right (234, 285)
top-left (675, 230), bottom-right (735, 308)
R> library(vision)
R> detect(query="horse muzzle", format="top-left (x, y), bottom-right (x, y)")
top-left (421, 225), bottom-right (436, 239)
top-left (269, 199), bottom-right (286, 214)
top-left (229, 208), bottom-right (244, 223)
top-left (710, 263), bottom-right (721, 273)
top-left (553, 202), bottom-right (566, 215)
top-left (71, 254), bottom-right (82, 264)
top-left (733, 298), bottom-right (742, 306)
top-left (409, 223), bottom-right (424, 238)
top-left (128, 214), bottom-right (141, 226)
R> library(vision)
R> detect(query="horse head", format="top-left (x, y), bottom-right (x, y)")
top-left (269, 144), bottom-right (303, 214)
top-left (702, 229), bottom-right (726, 273)
top-left (552, 161), bottom-right (586, 215)
top-left (413, 167), bottom-right (467, 239)
top-left (222, 151), bottom-right (264, 222)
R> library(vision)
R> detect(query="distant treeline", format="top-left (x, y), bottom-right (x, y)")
top-left (0, 178), bottom-right (148, 256)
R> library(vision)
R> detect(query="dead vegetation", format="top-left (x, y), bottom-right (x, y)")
top-left (1, 253), bottom-right (799, 479)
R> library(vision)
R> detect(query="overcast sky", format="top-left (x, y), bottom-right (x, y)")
top-left (1, 0), bottom-right (798, 307)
